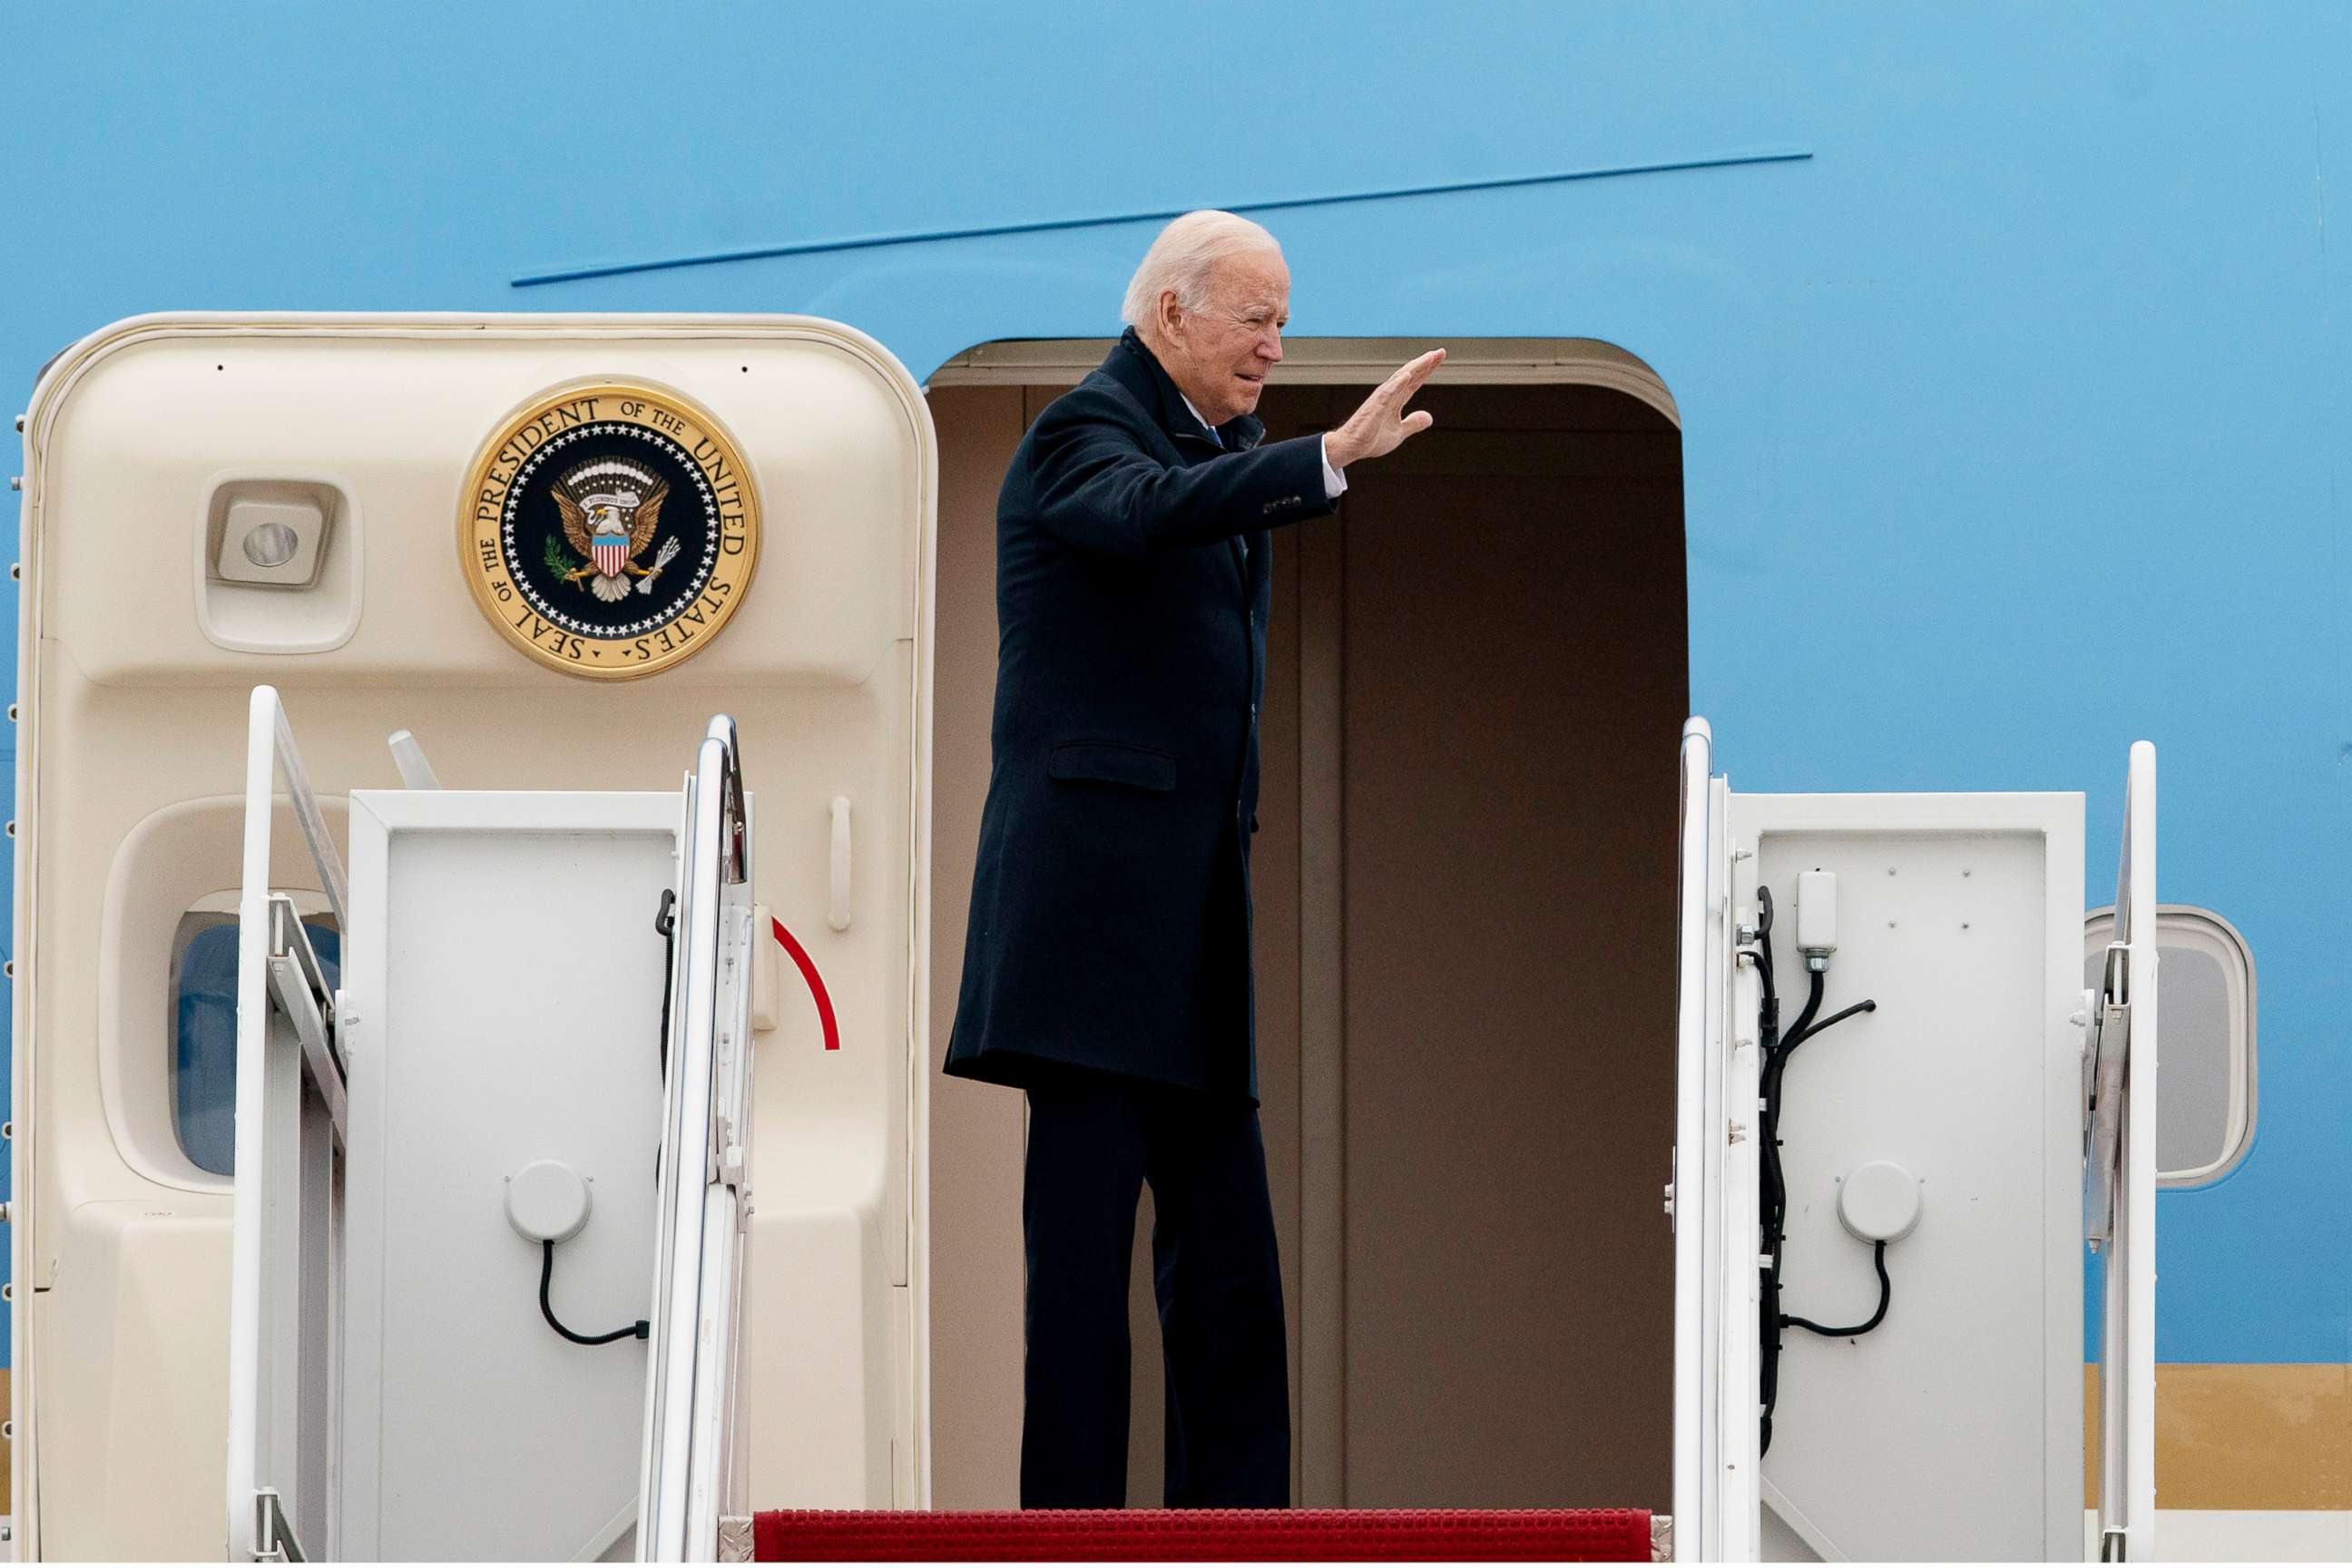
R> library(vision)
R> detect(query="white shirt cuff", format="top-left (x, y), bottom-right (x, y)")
top-left (1320, 436), bottom-right (1348, 499)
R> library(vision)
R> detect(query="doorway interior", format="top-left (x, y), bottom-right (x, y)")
top-left (923, 338), bottom-right (1688, 1512)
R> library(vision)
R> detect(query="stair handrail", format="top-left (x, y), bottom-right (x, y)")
top-left (226, 685), bottom-right (351, 1562)
top-left (638, 715), bottom-right (756, 1562)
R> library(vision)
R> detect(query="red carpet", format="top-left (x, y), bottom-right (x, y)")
top-left (753, 1507), bottom-right (1655, 1561)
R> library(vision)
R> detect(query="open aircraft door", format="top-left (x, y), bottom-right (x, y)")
top-left (1671, 721), bottom-right (2154, 1563)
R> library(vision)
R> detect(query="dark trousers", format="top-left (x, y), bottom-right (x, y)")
top-left (1019, 1073), bottom-right (1289, 1509)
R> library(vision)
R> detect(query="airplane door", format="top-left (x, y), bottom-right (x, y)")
top-left (1670, 719), bottom-right (1760, 1561)
top-left (2089, 743), bottom-right (2158, 1562)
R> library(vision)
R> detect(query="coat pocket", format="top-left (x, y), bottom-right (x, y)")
top-left (1047, 740), bottom-right (1179, 793)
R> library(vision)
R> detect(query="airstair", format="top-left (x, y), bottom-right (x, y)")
top-left (228, 689), bottom-right (759, 1562)
top-left (224, 685), bottom-right (2153, 1563)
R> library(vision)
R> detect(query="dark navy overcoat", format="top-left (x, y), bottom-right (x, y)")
top-left (944, 329), bottom-right (1338, 1102)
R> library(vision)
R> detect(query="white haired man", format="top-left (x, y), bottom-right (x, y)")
top-left (945, 211), bottom-right (1442, 1507)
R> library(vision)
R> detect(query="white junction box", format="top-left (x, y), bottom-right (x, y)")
top-left (1793, 867), bottom-right (1838, 961)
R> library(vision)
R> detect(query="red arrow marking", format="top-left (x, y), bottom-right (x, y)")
top-left (770, 916), bottom-right (841, 1051)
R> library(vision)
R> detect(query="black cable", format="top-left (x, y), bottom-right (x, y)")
top-left (653, 888), bottom-right (678, 1187)
top-left (529, 887), bottom-right (676, 1350)
top-left (1783, 1240), bottom-right (1892, 1338)
top-left (1783, 997), bottom-right (1877, 1055)
top-left (654, 888), bottom-right (678, 1077)
top-left (1749, 893), bottom-right (1788, 1455)
top-left (538, 1239), bottom-right (648, 1346)
top-left (1780, 967), bottom-right (1824, 1056)
top-left (1759, 987), bottom-right (1808, 1455)
top-left (1750, 885), bottom-right (1885, 1451)
top-left (1762, 973), bottom-right (1827, 1230)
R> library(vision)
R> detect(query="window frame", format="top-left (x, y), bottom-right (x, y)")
top-left (159, 887), bottom-right (338, 1186)
top-left (2082, 902), bottom-right (2257, 1188)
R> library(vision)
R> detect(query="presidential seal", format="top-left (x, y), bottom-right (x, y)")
top-left (459, 381), bottom-right (760, 679)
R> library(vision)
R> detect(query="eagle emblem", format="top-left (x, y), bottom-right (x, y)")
top-left (461, 381), bottom-right (760, 680)
top-left (550, 457), bottom-right (684, 603)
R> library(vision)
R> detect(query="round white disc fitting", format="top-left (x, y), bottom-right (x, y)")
top-left (506, 1159), bottom-right (593, 1244)
top-left (1837, 1160), bottom-right (1923, 1244)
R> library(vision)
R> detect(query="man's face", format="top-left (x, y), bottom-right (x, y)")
top-left (1165, 250), bottom-right (1289, 426)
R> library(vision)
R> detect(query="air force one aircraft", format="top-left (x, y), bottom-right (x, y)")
top-left (0, 5), bottom-right (2339, 1562)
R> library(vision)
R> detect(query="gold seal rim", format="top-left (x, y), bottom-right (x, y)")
top-left (456, 377), bottom-right (761, 681)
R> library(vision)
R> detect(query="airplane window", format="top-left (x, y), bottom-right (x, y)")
top-left (169, 910), bottom-right (340, 1177)
top-left (2082, 906), bottom-right (2255, 1186)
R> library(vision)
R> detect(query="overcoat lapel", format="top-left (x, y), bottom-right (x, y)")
top-left (1115, 330), bottom-right (1263, 601)
top-left (1219, 420), bottom-right (1263, 596)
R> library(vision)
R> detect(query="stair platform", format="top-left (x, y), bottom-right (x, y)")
top-left (752, 1506), bottom-right (1660, 1561)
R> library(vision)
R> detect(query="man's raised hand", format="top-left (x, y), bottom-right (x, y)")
top-left (1326, 348), bottom-right (1446, 469)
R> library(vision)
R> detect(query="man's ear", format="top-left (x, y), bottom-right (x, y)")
top-left (1154, 289), bottom-right (1187, 348)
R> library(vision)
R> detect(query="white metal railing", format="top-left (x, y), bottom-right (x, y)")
top-left (638, 716), bottom-right (757, 1563)
top-left (2093, 742), bottom-right (2158, 1563)
top-left (243, 688), bottom-right (348, 931)
top-left (1669, 719), bottom-right (1711, 1553)
top-left (1669, 715), bottom-right (1758, 1563)
top-left (227, 687), bottom-right (351, 1563)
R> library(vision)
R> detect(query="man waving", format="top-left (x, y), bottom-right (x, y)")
top-left (946, 209), bottom-right (1442, 1508)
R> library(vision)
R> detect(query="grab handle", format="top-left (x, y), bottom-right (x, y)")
top-left (828, 796), bottom-right (852, 931)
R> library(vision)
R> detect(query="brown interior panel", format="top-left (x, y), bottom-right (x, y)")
top-left (1328, 385), bottom-right (1684, 1506)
